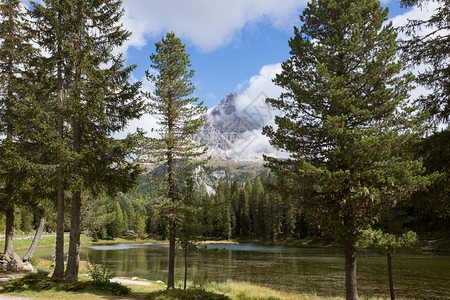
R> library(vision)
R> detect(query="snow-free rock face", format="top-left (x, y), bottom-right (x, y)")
top-left (194, 93), bottom-right (260, 152)
top-left (0, 252), bottom-right (35, 272)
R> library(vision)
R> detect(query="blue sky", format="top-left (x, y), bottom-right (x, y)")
top-left (114, 0), bottom-right (443, 139)
top-left (22, 0), bottom-right (440, 140)
top-left (124, 0), bottom-right (412, 110)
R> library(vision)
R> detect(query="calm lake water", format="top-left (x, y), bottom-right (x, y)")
top-left (78, 242), bottom-right (449, 299)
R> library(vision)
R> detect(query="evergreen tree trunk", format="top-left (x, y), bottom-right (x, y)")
top-left (184, 244), bottom-right (188, 290)
top-left (145, 32), bottom-right (206, 291)
top-left (4, 206), bottom-right (14, 256)
top-left (66, 190), bottom-right (81, 280)
top-left (53, 32), bottom-right (65, 278)
top-left (167, 102), bottom-right (175, 290)
top-left (66, 17), bottom-right (82, 277)
top-left (53, 161), bottom-right (65, 278)
top-left (387, 250), bottom-right (395, 300)
top-left (344, 241), bottom-right (359, 300)
top-left (66, 116), bottom-right (82, 280)
top-left (23, 217), bottom-right (45, 262)
top-left (168, 218), bottom-right (175, 289)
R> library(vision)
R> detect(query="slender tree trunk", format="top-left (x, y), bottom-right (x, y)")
top-left (23, 217), bottom-right (46, 262)
top-left (66, 15), bottom-right (82, 278)
top-left (387, 250), bottom-right (395, 300)
top-left (344, 241), bottom-right (359, 300)
top-left (53, 172), bottom-right (65, 278)
top-left (167, 214), bottom-right (175, 289)
top-left (65, 117), bottom-right (82, 280)
top-left (167, 109), bottom-right (175, 290)
top-left (52, 3), bottom-right (65, 279)
top-left (184, 244), bottom-right (187, 290)
top-left (4, 206), bottom-right (14, 256)
top-left (65, 190), bottom-right (81, 280)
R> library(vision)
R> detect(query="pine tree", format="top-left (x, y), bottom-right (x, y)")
top-left (251, 177), bottom-right (265, 237)
top-left (144, 32), bottom-right (206, 289)
top-left (126, 201), bottom-right (136, 231)
top-left (32, 0), bottom-right (144, 279)
top-left (107, 201), bottom-right (125, 239)
top-left (400, 0), bottom-right (449, 124)
top-left (0, 0), bottom-right (37, 257)
top-left (263, 1), bottom-right (434, 298)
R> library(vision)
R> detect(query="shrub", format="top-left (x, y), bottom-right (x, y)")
top-left (0, 274), bottom-right (54, 292)
top-left (87, 263), bottom-right (131, 296)
top-left (1, 266), bottom-right (130, 296)
top-left (0, 274), bottom-right (90, 293)
top-left (87, 263), bottom-right (114, 284)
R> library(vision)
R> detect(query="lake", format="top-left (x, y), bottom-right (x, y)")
top-left (79, 242), bottom-right (449, 299)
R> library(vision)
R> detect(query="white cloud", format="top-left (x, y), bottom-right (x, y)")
top-left (234, 63), bottom-right (284, 127)
top-left (224, 63), bottom-right (287, 160)
top-left (391, 1), bottom-right (442, 41)
top-left (122, 0), bottom-right (307, 52)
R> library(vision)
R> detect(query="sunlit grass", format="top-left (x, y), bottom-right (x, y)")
top-left (203, 280), bottom-right (331, 300)
top-left (1, 277), bottom-right (409, 300)
top-left (0, 233), bottom-right (160, 254)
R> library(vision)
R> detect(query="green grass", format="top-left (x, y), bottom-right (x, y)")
top-left (0, 233), bottom-right (160, 254)
top-left (146, 288), bottom-right (230, 300)
top-left (0, 235), bottom-right (66, 251)
top-left (0, 277), bottom-right (407, 300)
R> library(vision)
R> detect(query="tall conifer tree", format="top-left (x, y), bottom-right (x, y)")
top-left (263, 1), bottom-right (434, 299)
top-left (32, 0), bottom-right (144, 279)
top-left (31, 0), bottom-right (72, 278)
top-left (0, 0), bottom-right (37, 257)
top-left (144, 32), bottom-right (206, 289)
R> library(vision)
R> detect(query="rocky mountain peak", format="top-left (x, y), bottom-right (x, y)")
top-left (211, 93), bottom-right (237, 116)
top-left (194, 93), bottom-right (260, 153)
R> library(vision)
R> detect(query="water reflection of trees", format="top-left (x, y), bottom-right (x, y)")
top-left (80, 244), bottom-right (449, 299)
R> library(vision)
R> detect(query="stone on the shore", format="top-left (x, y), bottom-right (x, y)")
top-left (37, 269), bottom-right (51, 276)
top-left (0, 252), bottom-right (35, 272)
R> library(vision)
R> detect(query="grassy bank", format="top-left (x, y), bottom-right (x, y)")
top-left (0, 278), bottom-right (398, 300)
top-left (0, 234), bottom-right (160, 253)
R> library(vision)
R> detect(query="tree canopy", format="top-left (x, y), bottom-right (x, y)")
top-left (262, 0), bottom-right (434, 298)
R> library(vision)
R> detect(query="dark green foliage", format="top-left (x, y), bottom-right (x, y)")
top-left (139, 174), bottom-right (311, 242)
top-left (146, 288), bottom-right (231, 300)
top-left (0, 0), bottom-right (40, 256)
top-left (106, 201), bottom-right (126, 239)
top-left (263, 0), bottom-right (431, 245)
top-left (0, 272), bottom-right (130, 296)
top-left (31, 0), bottom-right (146, 279)
top-left (0, 274), bottom-right (89, 293)
top-left (262, 0), bottom-right (435, 298)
